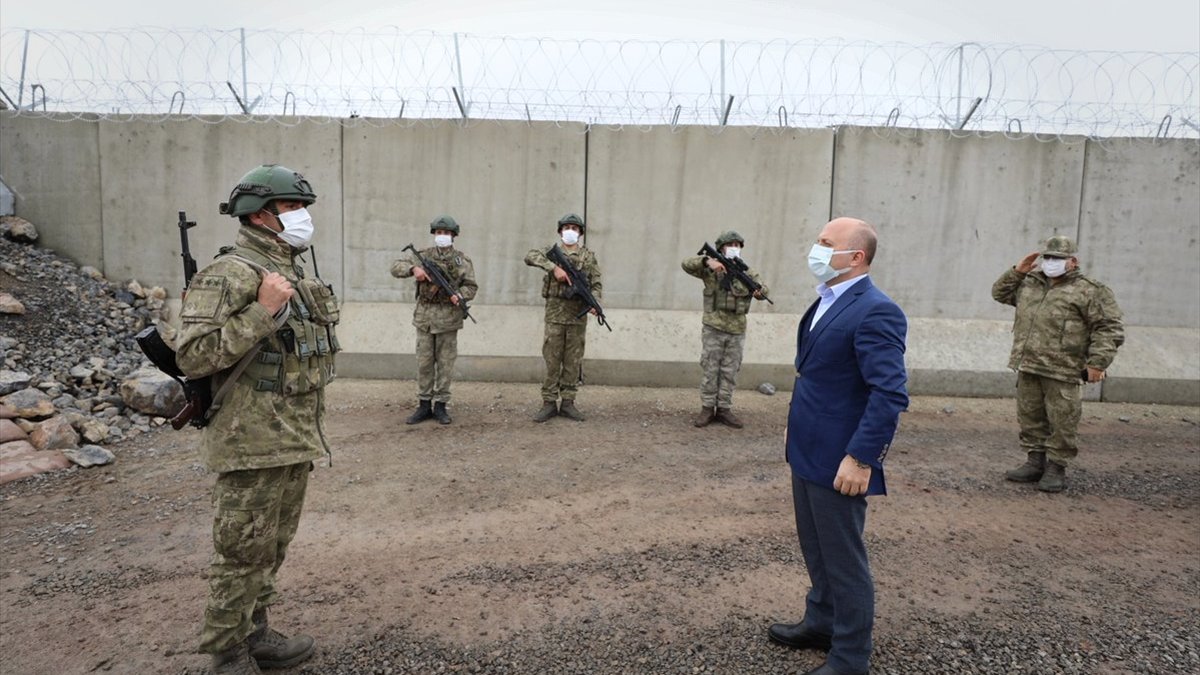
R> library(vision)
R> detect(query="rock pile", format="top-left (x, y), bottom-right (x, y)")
top-left (1, 217), bottom-right (184, 483)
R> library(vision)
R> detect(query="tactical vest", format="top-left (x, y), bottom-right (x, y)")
top-left (218, 245), bottom-right (340, 396)
top-left (705, 281), bottom-right (752, 315)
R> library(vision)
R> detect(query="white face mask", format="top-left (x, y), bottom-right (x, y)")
top-left (723, 246), bottom-right (741, 259)
top-left (434, 233), bottom-right (453, 248)
top-left (1041, 257), bottom-right (1069, 278)
top-left (807, 244), bottom-right (859, 283)
top-left (561, 229), bottom-right (581, 246)
top-left (275, 207), bottom-right (314, 249)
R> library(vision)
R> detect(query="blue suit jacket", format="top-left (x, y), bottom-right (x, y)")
top-left (786, 276), bottom-right (909, 496)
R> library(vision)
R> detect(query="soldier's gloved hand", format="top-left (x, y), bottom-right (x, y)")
top-left (553, 266), bottom-right (572, 285)
top-left (412, 266), bottom-right (430, 282)
top-left (257, 272), bottom-right (295, 315)
top-left (1086, 366), bottom-right (1106, 383)
top-left (1015, 251), bottom-right (1040, 274)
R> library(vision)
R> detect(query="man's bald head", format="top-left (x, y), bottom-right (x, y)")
top-left (820, 217), bottom-right (878, 265)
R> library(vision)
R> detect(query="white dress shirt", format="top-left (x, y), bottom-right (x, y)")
top-left (810, 274), bottom-right (870, 329)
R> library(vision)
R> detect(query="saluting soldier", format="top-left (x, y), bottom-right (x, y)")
top-left (391, 215), bottom-right (478, 425)
top-left (682, 230), bottom-right (769, 428)
top-left (176, 164), bottom-right (340, 674)
top-left (524, 213), bottom-right (603, 422)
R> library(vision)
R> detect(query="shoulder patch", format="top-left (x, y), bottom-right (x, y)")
top-left (180, 274), bottom-right (229, 322)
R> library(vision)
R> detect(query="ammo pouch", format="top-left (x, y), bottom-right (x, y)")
top-left (706, 284), bottom-right (752, 315)
top-left (296, 277), bottom-right (340, 325)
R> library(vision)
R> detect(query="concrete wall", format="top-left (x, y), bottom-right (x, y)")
top-left (2, 113), bottom-right (1197, 404)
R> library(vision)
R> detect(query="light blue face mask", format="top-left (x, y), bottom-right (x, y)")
top-left (807, 244), bottom-right (860, 283)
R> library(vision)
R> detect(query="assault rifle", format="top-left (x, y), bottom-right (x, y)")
top-left (402, 243), bottom-right (477, 323)
top-left (546, 244), bottom-right (611, 331)
top-left (697, 242), bottom-right (773, 305)
top-left (134, 211), bottom-right (213, 429)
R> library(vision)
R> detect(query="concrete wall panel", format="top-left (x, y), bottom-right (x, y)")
top-left (0, 113), bottom-right (103, 268)
top-left (832, 127), bottom-right (1088, 320)
top-left (342, 120), bottom-right (587, 305)
top-left (586, 125), bottom-right (834, 312)
top-left (96, 117), bottom-right (344, 295)
top-left (1079, 138), bottom-right (1200, 328)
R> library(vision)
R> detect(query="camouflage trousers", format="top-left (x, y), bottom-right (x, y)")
top-left (198, 462), bottom-right (311, 653)
top-left (541, 321), bottom-right (587, 402)
top-left (1016, 371), bottom-right (1082, 465)
top-left (699, 324), bottom-right (745, 409)
top-left (416, 327), bottom-right (458, 403)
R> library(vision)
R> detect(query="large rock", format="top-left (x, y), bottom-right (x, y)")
top-left (0, 292), bottom-right (25, 315)
top-left (78, 418), bottom-right (110, 444)
top-left (0, 418), bottom-right (26, 442)
top-left (63, 444), bottom-right (115, 468)
top-left (119, 367), bottom-right (185, 417)
top-left (0, 215), bottom-right (38, 243)
top-left (29, 416), bottom-right (79, 450)
top-left (0, 370), bottom-right (33, 396)
top-left (2, 388), bottom-right (55, 418)
top-left (0, 441), bottom-right (72, 484)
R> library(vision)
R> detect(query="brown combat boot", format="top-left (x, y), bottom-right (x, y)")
top-left (693, 407), bottom-right (716, 427)
top-left (406, 400), bottom-right (433, 425)
top-left (211, 640), bottom-right (263, 675)
top-left (558, 399), bottom-right (586, 421)
top-left (1037, 461), bottom-right (1066, 493)
top-left (1004, 451), bottom-right (1045, 483)
top-left (715, 408), bottom-right (743, 428)
top-left (533, 401), bottom-right (558, 423)
top-left (247, 607), bottom-right (315, 669)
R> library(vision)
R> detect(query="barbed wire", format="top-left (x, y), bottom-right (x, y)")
top-left (1, 28), bottom-right (1196, 138)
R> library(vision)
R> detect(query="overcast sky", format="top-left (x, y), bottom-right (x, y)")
top-left (2, 0), bottom-right (1198, 52)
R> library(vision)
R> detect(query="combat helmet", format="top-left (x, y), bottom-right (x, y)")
top-left (557, 213), bottom-right (586, 233)
top-left (715, 230), bottom-right (745, 248)
top-left (1041, 235), bottom-right (1077, 258)
top-left (430, 215), bottom-right (460, 235)
top-left (219, 164), bottom-right (316, 217)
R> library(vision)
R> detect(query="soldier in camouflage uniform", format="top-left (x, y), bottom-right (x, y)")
top-left (391, 216), bottom-right (478, 425)
top-left (682, 230), bottom-right (769, 428)
top-left (176, 164), bottom-right (340, 674)
top-left (992, 235), bottom-right (1124, 493)
top-left (524, 213), bottom-right (603, 422)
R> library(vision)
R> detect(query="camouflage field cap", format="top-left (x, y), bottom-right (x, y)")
top-left (1041, 235), bottom-right (1077, 258)
top-left (219, 164), bottom-right (316, 217)
top-left (715, 230), bottom-right (745, 248)
top-left (430, 215), bottom-right (460, 235)
top-left (557, 213), bottom-right (585, 232)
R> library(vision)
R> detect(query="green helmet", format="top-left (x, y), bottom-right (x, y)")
top-left (715, 230), bottom-right (745, 248)
top-left (1041, 235), bottom-right (1077, 258)
top-left (219, 164), bottom-right (316, 217)
top-left (557, 213), bottom-right (585, 232)
top-left (430, 215), bottom-right (460, 235)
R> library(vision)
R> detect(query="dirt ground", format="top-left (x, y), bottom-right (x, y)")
top-left (1, 380), bottom-right (1197, 675)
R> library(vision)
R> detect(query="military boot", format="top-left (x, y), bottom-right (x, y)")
top-left (533, 401), bottom-right (558, 423)
top-left (248, 607), bottom-right (315, 669)
top-left (558, 399), bottom-right (586, 421)
top-left (1037, 461), bottom-right (1066, 493)
top-left (406, 400), bottom-right (433, 425)
top-left (1004, 451), bottom-right (1045, 483)
top-left (693, 407), bottom-right (716, 427)
top-left (432, 402), bottom-right (452, 425)
top-left (715, 408), bottom-right (743, 428)
top-left (211, 640), bottom-right (263, 675)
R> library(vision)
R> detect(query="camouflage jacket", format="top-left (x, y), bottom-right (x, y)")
top-left (992, 266), bottom-right (1124, 383)
top-left (682, 255), bottom-right (769, 335)
top-left (176, 225), bottom-right (339, 472)
top-left (391, 245), bottom-right (478, 334)
top-left (525, 244), bottom-right (603, 326)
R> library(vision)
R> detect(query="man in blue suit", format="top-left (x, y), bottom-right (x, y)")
top-left (767, 217), bottom-right (909, 675)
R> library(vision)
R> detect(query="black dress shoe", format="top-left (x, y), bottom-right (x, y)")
top-left (767, 622), bottom-right (832, 651)
top-left (803, 662), bottom-right (868, 675)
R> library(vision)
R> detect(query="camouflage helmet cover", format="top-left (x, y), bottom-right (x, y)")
top-left (219, 164), bottom-right (316, 217)
top-left (1041, 235), bottom-right (1077, 258)
top-left (557, 213), bottom-right (585, 232)
top-left (715, 230), bottom-right (745, 248)
top-left (430, 215), bottom-right (460, 235)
